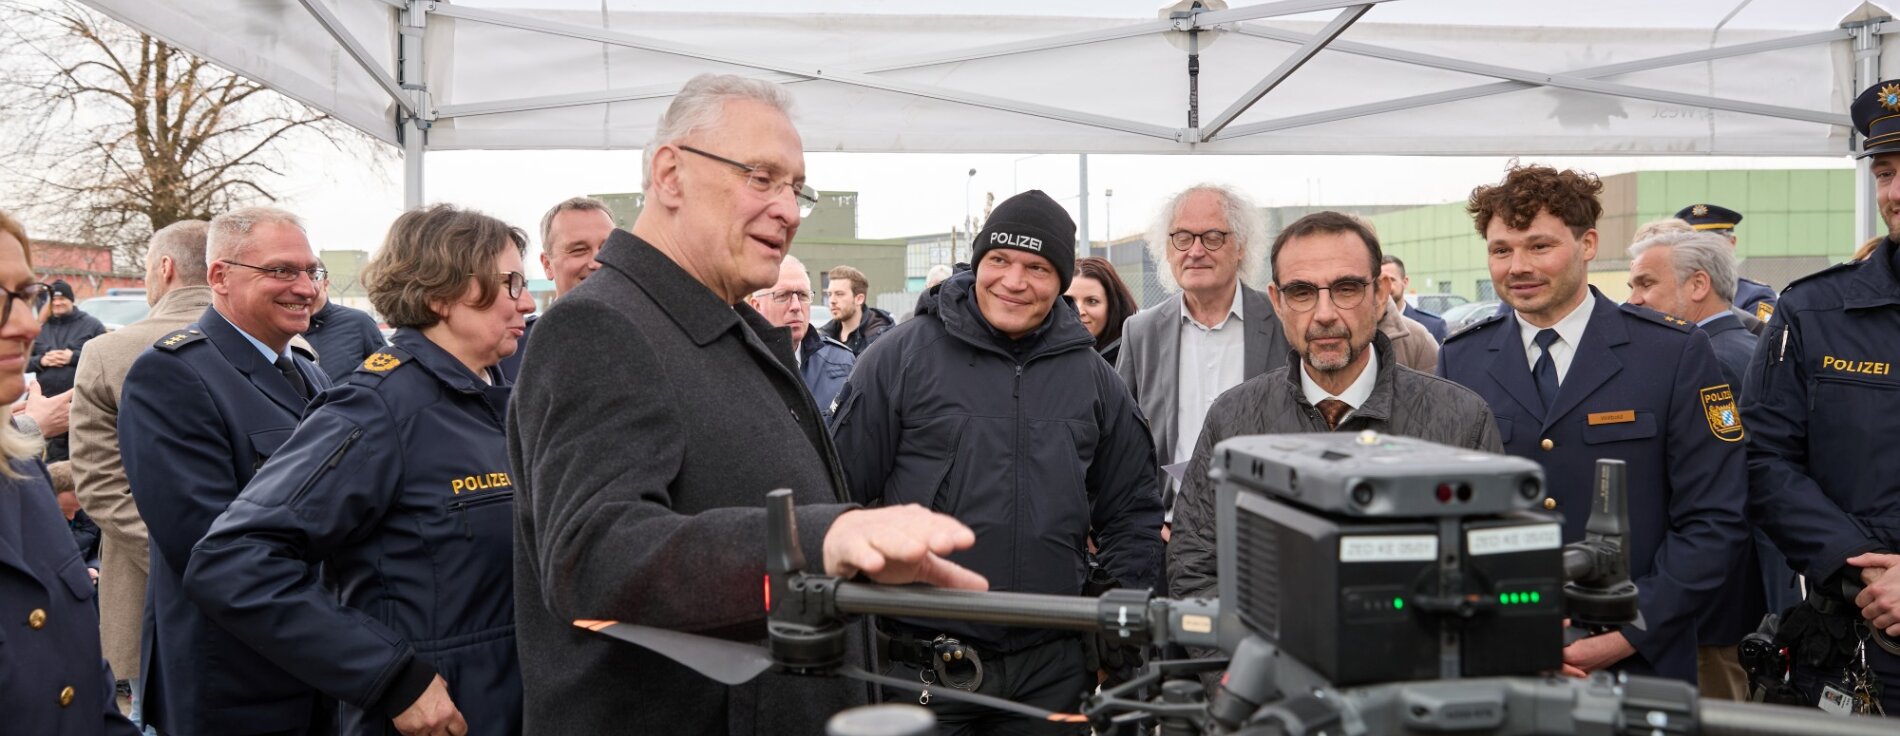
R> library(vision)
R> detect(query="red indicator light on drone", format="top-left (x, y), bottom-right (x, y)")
top-left (1435, 483), bottom-right (1454, 503)
top-left (764, 575), bottom-right (772, 612)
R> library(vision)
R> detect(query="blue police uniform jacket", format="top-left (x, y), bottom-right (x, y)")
top-left (1404, 303), bottom-right (1449, 343)
top-left (799, 328), bottom-right (854, 424)
top-left (183, 329), bottom-right (521, 735)
top-left (1693, 311), bottom-right (1769, 647)
top-left (1735, 277), bottom-right (1777, 322)
top-left (119, 306), bottom-right (332, 735)
top-left (1745, 237), bottom-right (1900, 602)
top-left (1440, 289), bottom-right (1748, 683)
top-left (0, 456), bottom-right (140, 736)
top-left (1744, 238), bottom-right (1900, 707)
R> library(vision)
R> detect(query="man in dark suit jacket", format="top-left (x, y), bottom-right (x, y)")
top-left (1442, 166), bottom-right (1746, 687)
top-left (1625, 228), bottom-right (1773, 698)
top-left (1117, 185), bottom-right (1289, 524)
top-left (119, 207), bottom-right (333, 736)
top-left (508, 74), bottom-right (984, 736)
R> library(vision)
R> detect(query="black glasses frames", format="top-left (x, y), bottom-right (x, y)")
top-left (0, 283), bottom-right (52, 325)
top-left (221, 260), bottom-right (329, 283)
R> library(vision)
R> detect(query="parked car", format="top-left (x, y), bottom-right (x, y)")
top-left (1441, 300), bottom-right (1503, 335)
top-left (1415, 293), bottom-right (1471, 316)
top-left (77, 295), bottom-right (151, 331)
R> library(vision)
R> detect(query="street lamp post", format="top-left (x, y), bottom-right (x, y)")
top-left (964, 168), bottom-right (977, 263)
top-left (1105, 189), bottom-right (1114, 248)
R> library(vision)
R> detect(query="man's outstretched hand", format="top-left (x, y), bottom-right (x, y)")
top-left (822, 505), bottom-right (988, 591)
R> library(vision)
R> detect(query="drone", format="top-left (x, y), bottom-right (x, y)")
top-left (575, 432), bottom-right (1891, 735)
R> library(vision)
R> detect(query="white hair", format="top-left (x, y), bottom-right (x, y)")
top-left (1629, 230), bottom-right (1738, 304)
top-left (643, 74), bottom-right (797, 192)
top-left (207, 206), bottom-right (305, 263)
top-left (924, 263), bottom-right (954, 289)
top-left (1143, 184), bottom-right (1268, 293)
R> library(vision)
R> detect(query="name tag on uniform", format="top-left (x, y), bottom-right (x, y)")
top-left (1587, 410), bottom-right (1636, 426)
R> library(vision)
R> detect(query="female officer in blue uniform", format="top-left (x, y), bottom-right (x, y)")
top-left (183, 204), bottom-right (535, 735)
top-left (0, 211), bottom-right (138, 735)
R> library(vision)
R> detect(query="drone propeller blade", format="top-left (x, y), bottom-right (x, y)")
top-left (840, 665), bottom-right (1088, 725)
top-left (574, 620), bottom-right (775, 686)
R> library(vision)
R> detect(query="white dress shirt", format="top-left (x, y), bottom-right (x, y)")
top-left (1174, 282), bottom-right (1247, 465)
top-left (1299, 343), bottom-right (1379, 425)
top-left (1516, 293), bottom-right (1594, 385)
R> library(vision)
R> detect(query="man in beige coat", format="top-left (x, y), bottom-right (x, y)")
top-left (71, 220), bottom-right (213, 724)
top-left (1378, 292), bottom-right (1440, 373)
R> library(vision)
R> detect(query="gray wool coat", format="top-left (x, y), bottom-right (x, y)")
top-left (509, 230), bottom-right (867, 735)
top-left (1167, 332), bottom-right (1503, 601)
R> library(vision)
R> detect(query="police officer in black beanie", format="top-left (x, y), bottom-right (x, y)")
top-left (831, 190), bottom-right (1164, 734)
top-left (30, 278), bottom-right (105, 461)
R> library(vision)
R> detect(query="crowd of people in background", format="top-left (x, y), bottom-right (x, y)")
top-left (3, 70), bottom-right (1900, 736)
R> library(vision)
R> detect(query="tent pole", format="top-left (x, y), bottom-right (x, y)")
top-left (400, 0), bottom-right (432, 210)
top-left (1852, 19), bottom-right (1882, 248)
top-left (1078, 154), bottom-right (1090, 258)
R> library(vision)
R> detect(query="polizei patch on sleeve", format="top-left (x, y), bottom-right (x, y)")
top-left (1700, 384), bottom-right (1744, 442)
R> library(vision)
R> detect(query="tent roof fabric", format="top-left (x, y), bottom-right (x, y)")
top-left (76, 0), bottom-right (1900, 156)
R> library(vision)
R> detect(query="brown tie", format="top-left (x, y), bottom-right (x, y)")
top-left (1316, 398), bottom-right (1351, 431)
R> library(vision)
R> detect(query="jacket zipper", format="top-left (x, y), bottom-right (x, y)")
top-left (286, 427), bottom-right (363, 507)
top-left (449, 491), bottom-right (515, 539)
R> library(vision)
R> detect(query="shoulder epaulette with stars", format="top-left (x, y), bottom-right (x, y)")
top-left (153, 327), bottom-right (207, 352)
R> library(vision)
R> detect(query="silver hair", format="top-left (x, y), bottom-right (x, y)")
top-left (147, 220), bottom-right (211, 286)
top-left (1629, 230), bottom-right (1738, 304)
top-left (1143, 184), bottom-right (1268, 293)
top-left (643, 74), bottom-right (797, 192)
top-left (924, 263), bottom-right (954, 288)
top-left (207, 206), bottom-right (306, 264)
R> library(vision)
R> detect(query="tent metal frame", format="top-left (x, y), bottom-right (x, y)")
top-left (280, 0), bottom-right (1886, 211)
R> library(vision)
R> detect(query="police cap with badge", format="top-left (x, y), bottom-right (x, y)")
top-left (1673, 203), bottom-right (1742, 234)
top-left (1853, 79), bottom-right (1900, 158)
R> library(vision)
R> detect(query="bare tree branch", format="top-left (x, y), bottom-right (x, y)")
top-left (0, 0), bottom-right (384, 268)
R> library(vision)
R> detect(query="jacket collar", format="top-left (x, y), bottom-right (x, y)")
top-left (1480, 288), bottom-right (1627, 427)
top-left (1281, 330), bottom-right (1397, 425)
top-left (927, 270), bottom-right (1094, 360)
top-left (196, 305), bottom-right (311, 416)
top-left (1844, 238), bottom-right (1900, 309)
top-left (151, 285), bottom-right (214, 321)
top-left (1701, 311), bottom-right (1743, 336)
top-left (598, 229), bottom-right (746, 349)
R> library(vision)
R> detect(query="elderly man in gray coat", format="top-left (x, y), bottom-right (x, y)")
top-left (508, 73), bottom-right (985, 736)
top-left (1169, 212), bottom-right (1503, 603)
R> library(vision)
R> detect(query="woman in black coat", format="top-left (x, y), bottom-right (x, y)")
top-left (1065, 256), bottom-right (1140, 365)
top-left (0, 210), bottom-right (138, 735)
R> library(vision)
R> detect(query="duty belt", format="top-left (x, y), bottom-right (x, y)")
top-left (877, 626), bottom-right (985, 693)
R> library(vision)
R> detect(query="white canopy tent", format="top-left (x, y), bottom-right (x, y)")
top-left (73, 0), bottom-right (1900, 239)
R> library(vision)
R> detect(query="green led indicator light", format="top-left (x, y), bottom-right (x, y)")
top-left (1393, 597), bottom-right (1404, 610)
top-left (1530, 591), bottom-right (1541, 604)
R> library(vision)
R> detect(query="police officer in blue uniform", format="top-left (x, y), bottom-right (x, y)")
top-left (1442, 166), bottom-right (1747, 686)
top-left (119, 207), bottom-right (333, 736)
top-left (184, 205), bottom-right (534, 735)
top-left (1741, 80), bottom-right (1900, 716)
top-left (0, 211), bottom-right (138, 736)
top-left (1675, 203), bottom-right (1778, 323)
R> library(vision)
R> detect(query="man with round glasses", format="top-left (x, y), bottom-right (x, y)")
top-left (1168, 211), bottom-right (1501, 607)
top-left (747, 254), bottom-right (854, 422)
top-left (1117, 184), bottom-right (1290, 541)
